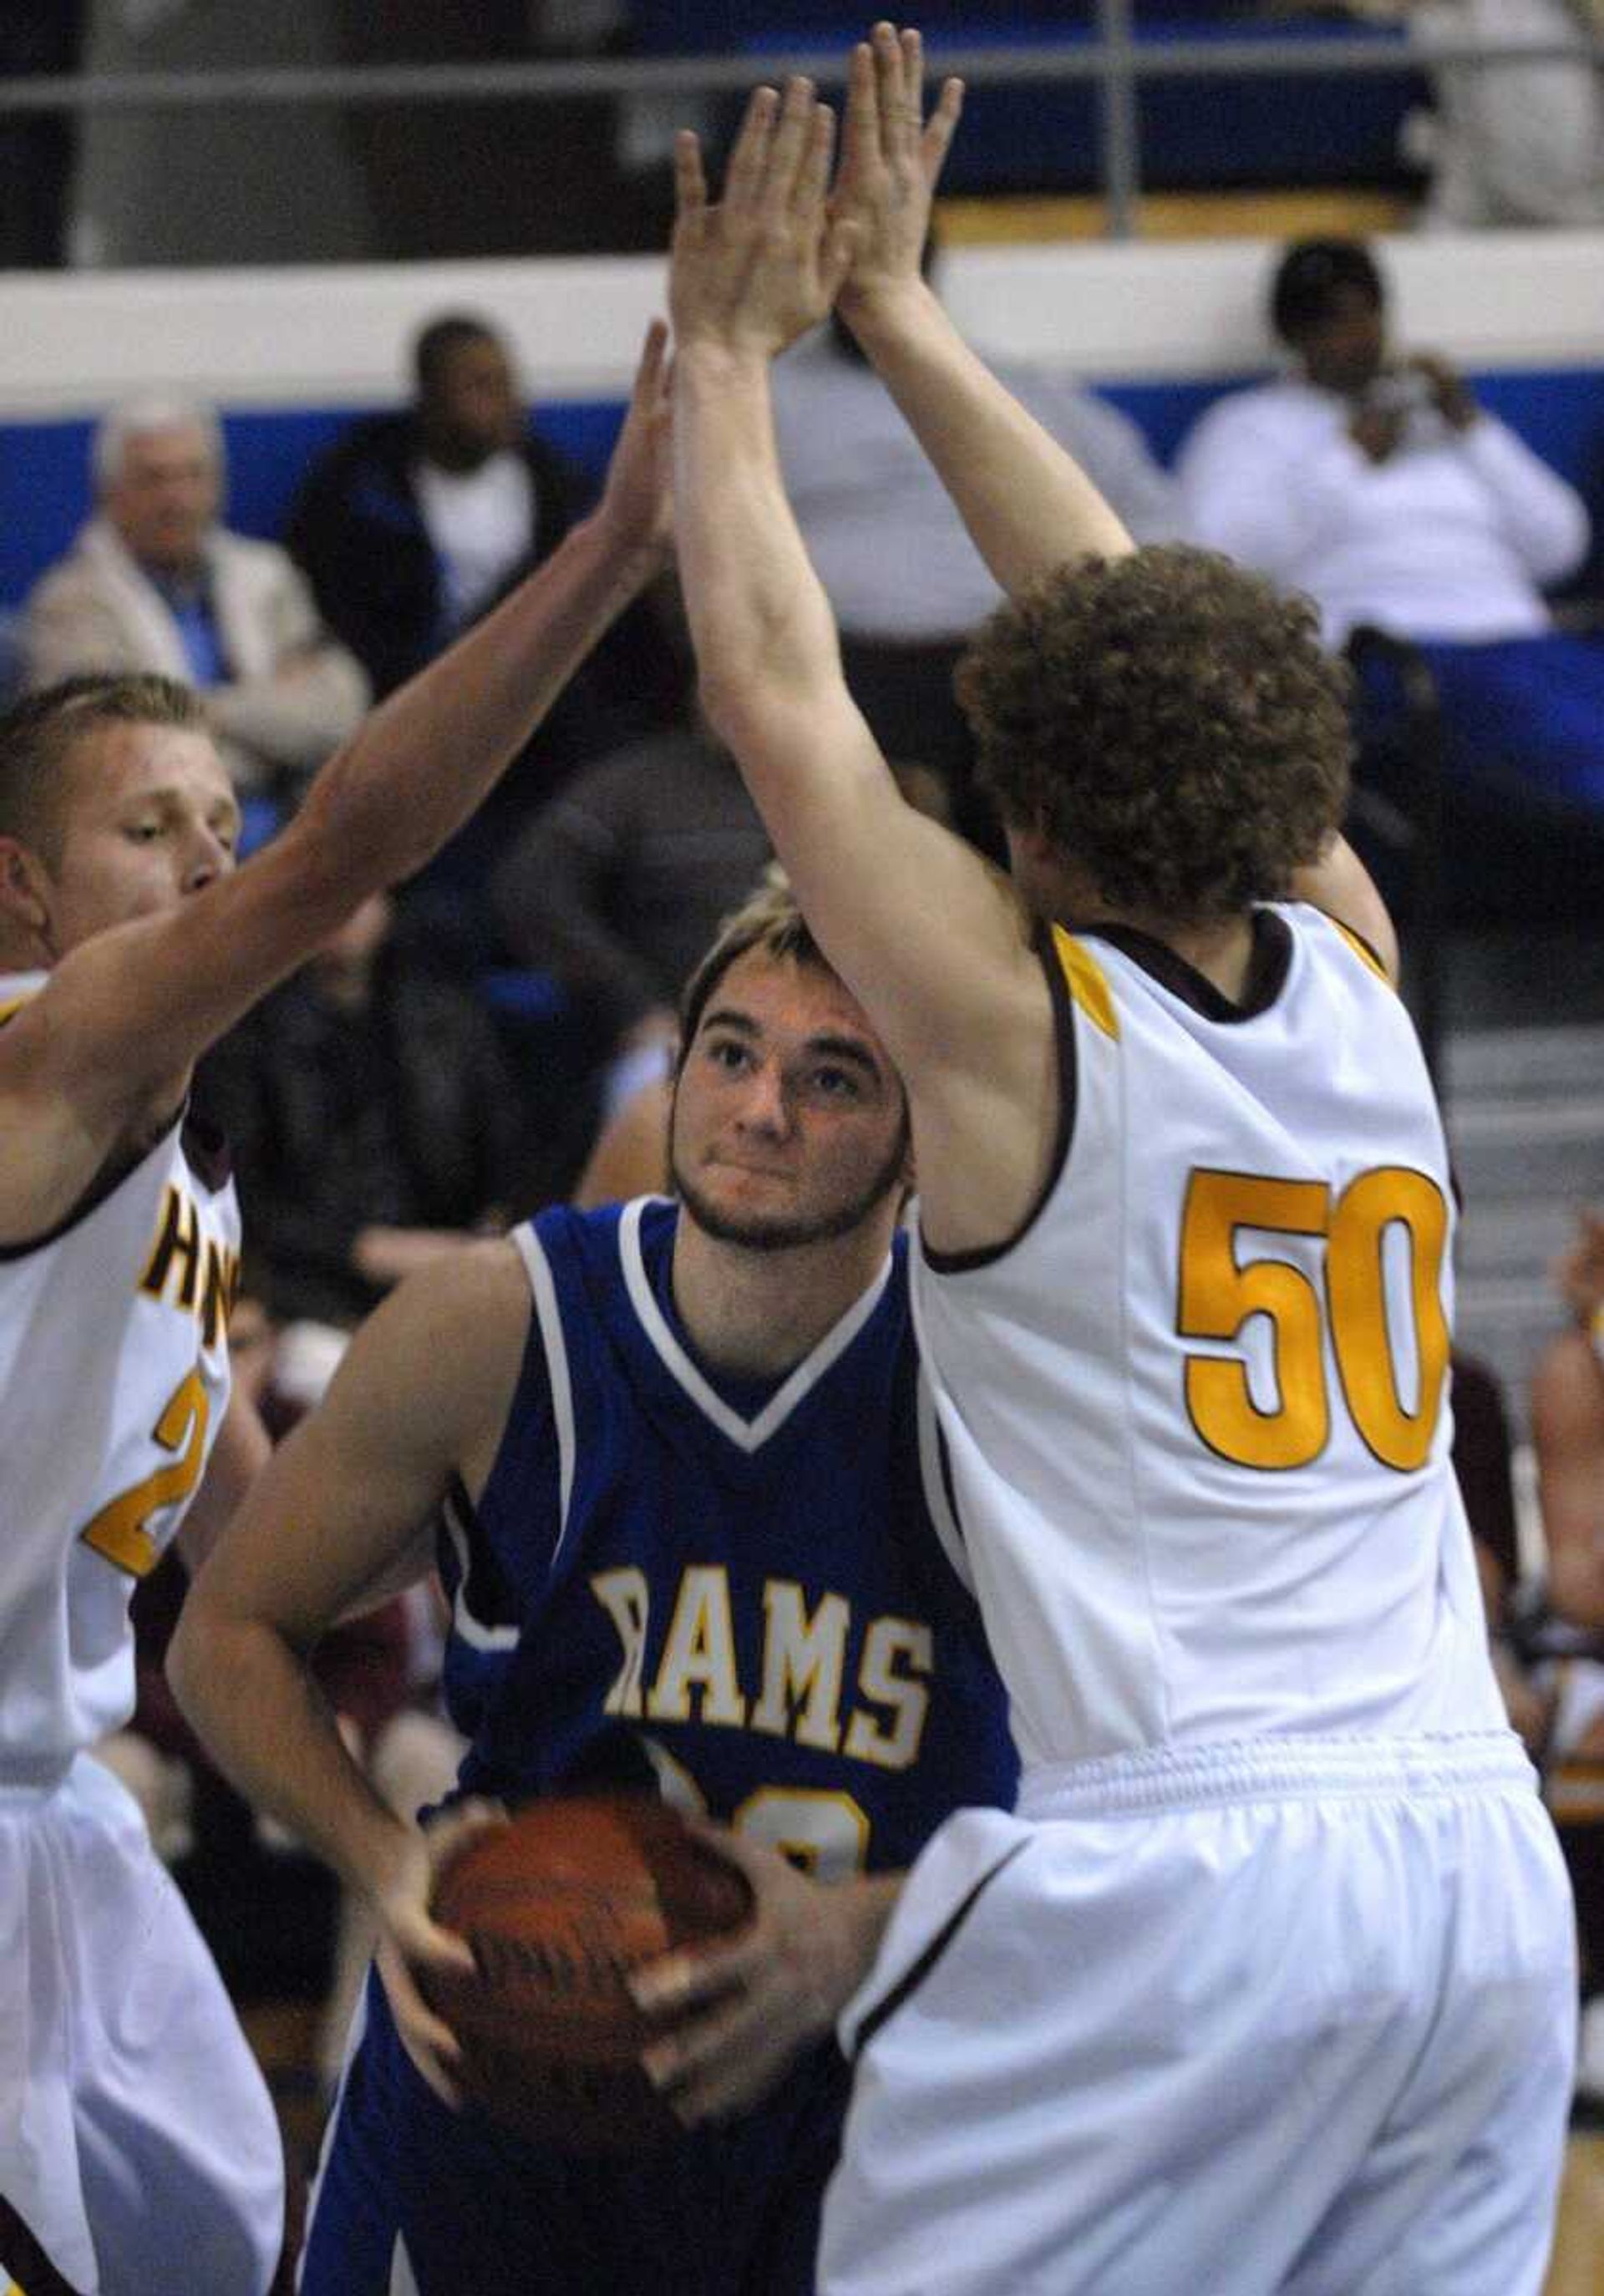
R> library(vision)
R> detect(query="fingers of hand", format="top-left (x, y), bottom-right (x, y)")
top-left (765, 76), bottom-right (818, 211)
top-left (727, 83), bottom-right (780, 208)
top-left (378, 1941), bottom-right (467, 2106)
top-left (923, 76), bottom-right (964, 182)
top-left (641, 1985), bottom-right (784, 2124)
top-left (843, 40), bottom-right (882, 171)
top-left (673, 129), bottom-right (708, 223)
top-left (792, 99), bottom-right (836, 218)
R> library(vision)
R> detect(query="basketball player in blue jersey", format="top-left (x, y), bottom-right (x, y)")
top-left (661, 28), bottom-right (1576, 2296)
top-left (170, 872), bottom-right (1015, 2294)
top-left (0, 328), bottom-right (673, 2296)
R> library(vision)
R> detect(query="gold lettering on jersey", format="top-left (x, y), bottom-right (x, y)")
top-left (1177, 1163), bottom-right (1450, 1474)
top-left (79, 1366), bottom-right (210, 1578)
top-left (844, 1619), bottom-right (932, 1770)
top-left (646, 1567), bottom-right (748, 1726)
top-left (750, 1582), bottom-right (848, 1750)
top-left (591, 1570), bottom-right (935, 1768)
top-left (591, 1567), bottom-right (651, 1717)
top-left (139, 1183), bottom-right (238, 1345)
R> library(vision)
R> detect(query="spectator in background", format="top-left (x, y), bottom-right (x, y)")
top-left (1404, 0), bottom-right (1604, 229)
top-left (197, 890), bottom-right (526, 1333)
top-left (22, 393), bottom-right (368, 800)
top-left (287, 310), bottom-right (683, 901)
top-left (1177, 236), bottom-right (1602, 815)
top-left (772, 287), bottom-right (1180, 788)
top-left (490, 695), bottom-right (774, 1116)
top-left (287, 314), bottom-right (586, 702)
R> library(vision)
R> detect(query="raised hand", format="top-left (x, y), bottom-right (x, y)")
top-left (596, 318), bottom-right (675, 558)
top-left (834, 22), bottom-right (963, 323)
top-left (669, 78), bottom-right (855, 362)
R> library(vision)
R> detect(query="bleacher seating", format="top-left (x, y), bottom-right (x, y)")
top-left (632, 4), bottom-right (1427, 196)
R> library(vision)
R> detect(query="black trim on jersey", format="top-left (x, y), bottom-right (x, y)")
top-left (180, 1108), bottom-right (233, 1192)
top-left (1092, 908), bottom-right (1294, 1023)
top-left (921, 920), bottom-right (1079, 1276)
top-left (0, 2196), bottom-right (90, 2295)
top-left (852, 1839), bottom-right (1030, 2060)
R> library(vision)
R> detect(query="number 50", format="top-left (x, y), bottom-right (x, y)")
top-left (1178, 1168), bottom-right (1450, 1473)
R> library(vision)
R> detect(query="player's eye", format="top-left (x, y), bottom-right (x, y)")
top-left (123, 821), bottom-right (163, 843)
top-left (811, 1066), bottom-right (861, 1100)
top-left (706, 1038), bottom-right (752, 1072)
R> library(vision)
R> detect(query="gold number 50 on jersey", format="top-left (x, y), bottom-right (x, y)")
top-left (1178, 1167), bottom-right (1449, 1472)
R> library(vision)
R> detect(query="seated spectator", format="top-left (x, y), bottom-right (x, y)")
top-left (772, 286), bottom-right (1180, 791)
top-left (22, 393), bottom-right (368, 800)
top-left (195, 890), bottom-right (526, 1331)
top-left (1177, 236), bottom-right (1602, 819)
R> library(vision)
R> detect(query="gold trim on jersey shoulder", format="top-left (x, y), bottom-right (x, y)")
top-left (1049, 927), bottom-right (1119, 1041)
top-left (1327, 918), bottom-right (1394, 989)
top-left (0, 994), bottom-right (33, 1028)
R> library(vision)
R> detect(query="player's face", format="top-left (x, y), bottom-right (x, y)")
top-left (671, 950), bottom-right (910, 1254)
top-left (44, 721), bottom-right (241, 953)
top-left (104, 425), bottom-right (221, 573)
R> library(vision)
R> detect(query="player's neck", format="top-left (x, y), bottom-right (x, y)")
top-left (671, 1218), bottom-right (893, 1382)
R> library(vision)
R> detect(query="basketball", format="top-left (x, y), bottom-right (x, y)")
top-left (422, 1792), bottom-right (754, 2150)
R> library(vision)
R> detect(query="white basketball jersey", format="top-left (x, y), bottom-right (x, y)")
top-left (0, 973), bottom-right (239, 1776)
top-left (911, 907), bottom-right (1506, 1772)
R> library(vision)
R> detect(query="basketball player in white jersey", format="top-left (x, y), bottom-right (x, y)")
top-left (656, 31), bottom-right (1576, 2293)
top-left (0, 327), bottom-right (671, 2296)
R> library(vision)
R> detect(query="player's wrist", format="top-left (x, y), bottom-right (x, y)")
top-left (836, 275), bottom-right (937, 351)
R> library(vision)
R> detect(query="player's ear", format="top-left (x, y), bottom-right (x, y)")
top-left (0, 838), bottom-right (53, 939)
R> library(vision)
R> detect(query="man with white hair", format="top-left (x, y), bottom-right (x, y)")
top-left (23, 393), bottom-right (368, 800)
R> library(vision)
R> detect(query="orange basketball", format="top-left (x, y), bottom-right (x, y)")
top-left (422, 1792), bottom-right (754, 2151)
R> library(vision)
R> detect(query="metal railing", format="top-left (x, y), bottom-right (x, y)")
top-left (2, 4), bottom-right (1601, 241)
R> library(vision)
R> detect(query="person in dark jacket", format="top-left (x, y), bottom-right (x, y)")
top-left (287, 314), bottom-right (684, 895)
top-left (197, 890), bottom-right (528, 1329)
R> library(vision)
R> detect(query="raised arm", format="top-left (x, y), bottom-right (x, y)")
top-left (670, 76), bottom-right (1054, 1248)
top-left (832, 26), bottom-right (1132, 595)
top-left (0, 327), bottom-right (671, 1239)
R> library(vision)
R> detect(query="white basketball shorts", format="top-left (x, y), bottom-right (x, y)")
top-left (820, 1732), bottom-right (1576, 2296)
top-left (0, 1754), bottom-right (284, 2295)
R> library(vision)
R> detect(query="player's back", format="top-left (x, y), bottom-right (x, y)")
top-left (911, 905), bottom-right (1508, 1773)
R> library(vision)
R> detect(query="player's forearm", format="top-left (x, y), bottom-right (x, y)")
top-left (168, 1603), bottom-right (415, 1903)
top-left (844, 279), bottom-right (1134, 596)
top-left (675, 346), bottom-right (847, 743)
top-left (292, 504), bottom-right (665, 893)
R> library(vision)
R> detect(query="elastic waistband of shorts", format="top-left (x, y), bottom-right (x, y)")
top-left (0, 1756), bottom-right (73, 1804)
top-left (1018, 1731), bottom-right (1535, 1821)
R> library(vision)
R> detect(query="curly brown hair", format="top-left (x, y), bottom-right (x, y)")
top-left (954, 547), bottom-right (1352, 923)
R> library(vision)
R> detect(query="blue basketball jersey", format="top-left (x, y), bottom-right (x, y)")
top-left (302, 1199), bottom-right (1015, 2296)
top-left (439, 1196), bottom-right (1015, 1872)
